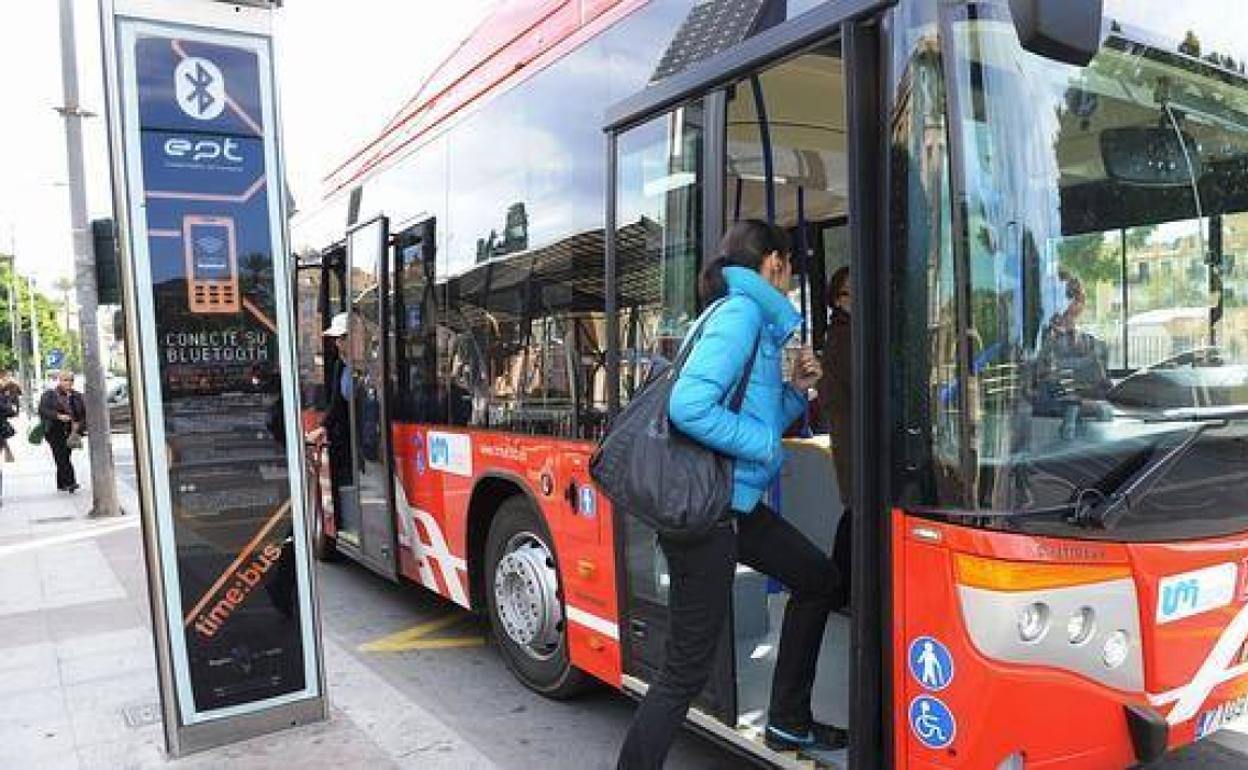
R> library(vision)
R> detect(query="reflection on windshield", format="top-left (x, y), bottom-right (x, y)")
top-left (939, 7), bottom-right (1248, 538)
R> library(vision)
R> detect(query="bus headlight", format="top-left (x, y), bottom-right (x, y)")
top-left (1103, 630), bottom-right (1130, 669)
top-left (1017, 602), bottom-right (1050, 643)
top-left (955, 553), bottom-right (1143, 692)
top-left (1067, 607), bottom-right (1096, 646)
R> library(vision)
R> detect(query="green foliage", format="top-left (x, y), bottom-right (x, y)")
top-left (1057, 226), bottom-right (1158, 288)
top-left (1180, 30), bottom-right (1201, 58)
top-left (0, 255), bottom-right (83, 386)
top-left (1056, 233), bottom-right (1117, 285)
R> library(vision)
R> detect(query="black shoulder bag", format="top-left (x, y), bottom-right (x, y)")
top-left (589, 306), bottom-right (760, 541)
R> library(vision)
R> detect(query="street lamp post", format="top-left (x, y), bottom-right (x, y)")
top-left (57, 0), bottom-right (120, 517)
top-left (28, 274), bottom-right (42, 391)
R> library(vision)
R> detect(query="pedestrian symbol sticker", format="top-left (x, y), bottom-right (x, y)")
top-left (579, 485), bottom-right (597, 517)
top-left (909, 695), bottom-right (956, 749)
top-left (908, 636), bottom-right (954, 691)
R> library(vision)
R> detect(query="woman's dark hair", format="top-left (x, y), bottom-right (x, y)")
top-left (828, 266), bottom-right (850, 306)
top-left (699, 219), bottom-right (791, 302)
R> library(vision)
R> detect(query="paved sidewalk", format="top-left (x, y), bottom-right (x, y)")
top-left (0, 425), bottom-right (496, 770)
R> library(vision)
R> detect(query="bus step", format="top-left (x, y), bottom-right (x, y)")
top-left (799, 746), bottom-right (847, 769)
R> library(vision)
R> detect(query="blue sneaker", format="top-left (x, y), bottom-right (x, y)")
top-left (765, 721), bottom-right (849, 753)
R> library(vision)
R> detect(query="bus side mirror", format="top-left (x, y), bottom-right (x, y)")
top-left (1009, 0), bottom-right (1103, 67)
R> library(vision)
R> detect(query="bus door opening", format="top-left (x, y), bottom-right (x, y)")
top-left (317, 246), bottom-right (353, 542)
top-left (725, 37), bottom-right (854, 761)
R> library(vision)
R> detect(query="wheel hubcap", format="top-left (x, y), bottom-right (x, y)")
top-left (493, 532), bottom-right (562, 660)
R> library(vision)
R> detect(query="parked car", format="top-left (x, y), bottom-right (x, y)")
top-left (107, 379), bottom-right (132, 432)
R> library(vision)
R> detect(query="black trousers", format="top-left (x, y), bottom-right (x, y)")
top-left (47, 429), bottom-right (75, 489)
top-left (617, 504), bottom-right (841, 769)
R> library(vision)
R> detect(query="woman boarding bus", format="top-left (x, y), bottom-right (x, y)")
top-left (618, 221), bottom-right (843, 767)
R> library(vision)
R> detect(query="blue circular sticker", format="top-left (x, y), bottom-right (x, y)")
top-left (908, 636), bottom-right (954, 691)
top-left (909, 695), bottom-right (956, 750)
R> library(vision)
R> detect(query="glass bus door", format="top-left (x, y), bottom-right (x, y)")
top-left (611, 100), bottom-right (742, 723)
top-left (343, 216), bottom-right (399, 579)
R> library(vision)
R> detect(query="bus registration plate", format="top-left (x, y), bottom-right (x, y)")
top-left (1196, 694), bottom-right (1248, 739)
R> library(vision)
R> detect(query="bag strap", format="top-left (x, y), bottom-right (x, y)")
top-left (671, 298), bottom-right (762, 415)
top-left (671, 298), bottom-right (729, 375)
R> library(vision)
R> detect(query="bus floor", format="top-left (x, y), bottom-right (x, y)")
top-left (735, 591), bottom-right (850, 768)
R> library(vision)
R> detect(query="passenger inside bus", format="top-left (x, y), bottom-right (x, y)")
top-left (819, 266), bottom-right (853, 611)
top-left (306, 311), bottom-right (359, 535)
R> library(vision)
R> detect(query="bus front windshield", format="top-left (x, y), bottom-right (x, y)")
top-left (938, 3), bottom-right (1248, 539)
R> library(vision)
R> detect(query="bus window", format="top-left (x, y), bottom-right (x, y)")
top-left (939, 10), bottom-right (1248, 539)
top-left (296, 261), bottom-right (325, 411)
top-left (724, 40), bottom-right (852, 740)
top-left (392, 221), bottom-right (438, 424)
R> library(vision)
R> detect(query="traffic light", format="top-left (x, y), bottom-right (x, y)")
top-left (92, 218), bottom-right (121, 305)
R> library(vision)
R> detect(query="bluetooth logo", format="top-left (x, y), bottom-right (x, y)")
top-left (174, 56), bottom-right (225, 121)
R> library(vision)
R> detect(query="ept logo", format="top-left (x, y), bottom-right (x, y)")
top-left (163, 136), bottom-right (243, 165)
top-left (174, 56), bottom-right (225, 121)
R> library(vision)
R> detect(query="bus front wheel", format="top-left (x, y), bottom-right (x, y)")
top-left (485, 496), bottom-right (591, 699)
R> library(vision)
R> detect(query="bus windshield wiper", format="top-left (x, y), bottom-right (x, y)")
top-left (1073, 422), bottom-right (1214, 530)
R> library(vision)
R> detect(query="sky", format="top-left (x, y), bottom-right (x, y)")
top-left (0, 0), bottom-right (496, 289)
top-left (0, 1), bottom-right (1243, 290)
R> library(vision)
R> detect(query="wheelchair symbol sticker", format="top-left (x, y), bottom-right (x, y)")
top-left (909, 695), bottom-right (956, 749)
top-left (908, 636), bottom-right (954, 691)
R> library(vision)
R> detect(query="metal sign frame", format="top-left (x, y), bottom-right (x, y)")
top-left (99, 0), bottom-right (325, 755)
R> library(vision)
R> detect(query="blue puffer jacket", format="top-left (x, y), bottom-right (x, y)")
top-left (669, 266), bottom-right (807, 514)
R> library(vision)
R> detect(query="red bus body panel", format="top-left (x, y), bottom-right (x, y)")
top-left (389, 424), bottom-right (622, 687)
top-left (893, 510), bottom-right (1248, 769)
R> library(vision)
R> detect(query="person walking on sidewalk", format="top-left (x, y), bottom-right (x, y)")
top-left (39, 370), bottom-right (86, 493)
top-left (0, 371), bottom-right (19, 504)
top-left (616, 220), bottom-right (846, 770)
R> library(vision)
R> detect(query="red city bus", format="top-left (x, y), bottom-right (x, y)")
top-left (292, 1), bottom-right (1248, 767)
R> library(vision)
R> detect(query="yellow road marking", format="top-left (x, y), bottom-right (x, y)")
top-left (358, 612), bottom-right (485, 653)
top-left (377, 637), bottom-right (485, 651)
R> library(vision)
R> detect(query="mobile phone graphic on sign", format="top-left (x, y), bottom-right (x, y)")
top-left (182, 215), bottom-right (240, 313)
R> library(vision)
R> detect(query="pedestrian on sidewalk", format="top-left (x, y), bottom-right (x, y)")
top-left (0, 371), bottom-right (19, 504)
top-left (38, 370), bottom-right (86, 493)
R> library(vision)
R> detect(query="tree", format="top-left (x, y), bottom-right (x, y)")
top-left (0, 256), bottom-right (82, 386)
top-left (1057, 233), bottom-right (1117, 286)
top-left (53, 276), bottom-right (74, 334)
top-left (1180, 30), bottom-right (1201, 58)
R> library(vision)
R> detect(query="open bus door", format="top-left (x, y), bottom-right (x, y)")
top-left (333, 215), bottom-right (401, 580)
top-left (606, 5), bottom-right (887, 768)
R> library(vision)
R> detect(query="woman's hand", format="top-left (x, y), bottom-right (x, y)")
top-left (789, 348), bottom-right (822, 392)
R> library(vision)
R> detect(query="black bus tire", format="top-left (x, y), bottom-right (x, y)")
top-left (485, 496), bottom-right (593, 699)
top-left (309, 488), bottom-right (337, 562)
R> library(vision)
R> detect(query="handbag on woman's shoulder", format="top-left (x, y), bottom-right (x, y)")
top-left (590, 302), bottom-right (759, 542)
